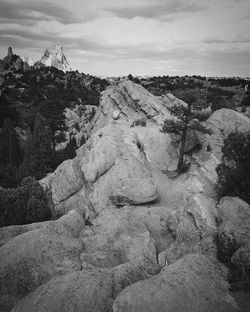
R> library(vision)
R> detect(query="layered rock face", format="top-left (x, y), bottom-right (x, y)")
top-left (1, 80), bottom-right (249, 311)
top-left (36, 46), bottom-right (71, 72)
top-left (87, 80), bottom-right (185, 134)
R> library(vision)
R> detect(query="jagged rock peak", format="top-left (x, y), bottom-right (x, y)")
top-left (38, 45), bottom-right (71, 72)
top-left (21, 56), bottom-right (34, 67)
top-left (7, 47), bottom-right (13, 58)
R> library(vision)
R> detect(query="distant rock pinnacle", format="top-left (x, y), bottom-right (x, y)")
top-left (38, 45), bottom-right (71, 72)
top-left (7, 47), bottom-right (13, 58)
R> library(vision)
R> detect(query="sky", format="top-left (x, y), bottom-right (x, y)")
top-left (0, 0), bottom-right (250, 77)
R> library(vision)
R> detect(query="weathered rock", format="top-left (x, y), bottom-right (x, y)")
top-left (11, 270), bottom-right (113, 312)
top-left (112, 109), bottom-right (120, 120)
top-left (52, 158), bottom-right (84, 204)
top-left (0, 221), bottom-right (53, 247)
top-left (110, 262), bottom-right (160, 298)
top-left (0, 209), bottom-right (84, 247)
top-left (80, 125), bottom-right (123, 183)
top-left (88, 80), bottom-right (184, 135)
top-left (113, 254), bottom-right (240, 312)
top-left (207, 108), bottom-right (250, 136)
top-left (133, 126), bottom-right (178, 171)
top-left (53, 187), bottom-right (92, 219)
top-left (217, 197), bottom-right (250, 264)
top-left (0, 211), bottom-right (84, 312)
top-left (129, 205), bottom-right (175, 254)
top-left (80, 208), bottom-right (157, 269)
top-left (79, 125), bottom-right (158, 215)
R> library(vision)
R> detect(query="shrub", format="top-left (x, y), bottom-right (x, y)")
top-left (0, 176), bottom-right (51, 226)
top-left (131, 118), bottom-right (147, 127)
top-left (216, 131), bottom-right (250, 204)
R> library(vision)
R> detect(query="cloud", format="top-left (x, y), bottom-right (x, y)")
top-left (0, 0), bottom-right (80, 24)
top-left (104, 0), bottom-right (204, 20)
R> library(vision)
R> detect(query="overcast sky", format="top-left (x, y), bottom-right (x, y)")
top-left (0, 0), bottom-right (250, 77)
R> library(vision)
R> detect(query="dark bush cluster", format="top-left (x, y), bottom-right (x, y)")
top-left (216, 131), bottom-right (250, 204)
top-left (0, 176), bottom-right (51, 227)
top-left (131, 118), bottom-right (147, 127)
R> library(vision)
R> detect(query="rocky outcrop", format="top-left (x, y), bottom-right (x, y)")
top-left (80, 208), bottom-right (158, 269)
top-left (217, 197), bottom-right (250, 266)
top-left (11, 270), bottom-right (113, 312)
top-left (51, 158), bottom-right (84, 204)
top-left (88, 80), bottom-right (184, 135)
top-left (0, 210), bottom-right (84, 312)
top-left (113, 254), bottom-right (240, 312)
top-left (3, 80), bottom-right (246, 312)
top-left (36, 46), bottom-right (71, 72)
top-left (0, 47), bottom-right (28, 72)
top-left (40, 82), bottom-right (250, 265)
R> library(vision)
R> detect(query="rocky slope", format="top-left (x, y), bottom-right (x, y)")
top-left (36, 46), bottom-right (71, 72)
top-left (1, 80), bottom-right (250, 311)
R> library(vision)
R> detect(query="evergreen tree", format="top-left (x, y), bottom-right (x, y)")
top-left (216, 131), bottom-right (250, 203)
top-left (0, 119), bottom-right (21, 187)
top-left (63, 135), bottom-right (77, 159)
top-left (0, 118), bottom-right (11, 165)
top-left (0, 92), bottom-right (18, 127)
top-left (32, 113), bottom-right (53, 178)
top-left (8, 127), bottom-right (20, 167)
top-left (20, 127), bottom-right (36, 178)
top-left (161, 91), bottom-right (210, 174)
top-left (39, 100), bottom-right (68, 150)
top-left (21, 113), bottom-right (52, 179)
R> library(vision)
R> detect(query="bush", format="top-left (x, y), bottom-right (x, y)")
top-left (216, 131), bottom-right (250, 204)
top-left (0, 176), bottom-right (51, 226)
top-left (131, 118), bottom-right (147, 127)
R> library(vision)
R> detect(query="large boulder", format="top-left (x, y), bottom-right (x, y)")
top-left (0, 210), bottom-right (84, 312)
top-left (11, 269), bottom-right (113, 312)
top-left (217, 197), bottom-right (250, 265)
top-left (79, 125), bottom-right (158, 215)
top-left (80, 208), bottom-right (158, 269)
top-left (110, 261), bottom-right (160, 298)
top-left (51, 158), bottom-right (84, 204)
top-left (0, 209), bottom-right (85, 247)
top-left (113, 254), bottom-right (240, 312)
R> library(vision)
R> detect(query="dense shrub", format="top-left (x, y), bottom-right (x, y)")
top-left (0, 176), bottom-right (51, 227)
top-left (131, 118), bottom-right (147, 127)
top-left (216, 131), bottom-right (250, 204)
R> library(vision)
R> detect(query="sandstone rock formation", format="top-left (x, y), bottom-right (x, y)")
top-left (113, 254), bottom-right (239, 312)
top-left (11, 270), bottom-right (113, 312)
top-left (0, 210), bottom-right (84, 312)
top-left (87, 80), bottom-right (185, 134)
top-left (40, 80), bottom-right (250, 265)
top-left (1, 80), bottom-right (250, 311)
top-left (217, 197), bottom-right (250, 266)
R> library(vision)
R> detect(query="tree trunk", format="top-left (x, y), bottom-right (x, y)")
top-left (177, 126), bottom-right (187, 174)
top-left (52, 135), bottom-right (56, 151)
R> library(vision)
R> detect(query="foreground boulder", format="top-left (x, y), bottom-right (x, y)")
top-left (11, 270), bottom-right (113, 312)
top-left (0, 210), bottom-right (84, 312)
top-left (217, 197), bottom-right (250, 266)
top-left (80, 208), bottom-right (158, 269)
top-left (113, 254), bottom-right (239, 312)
